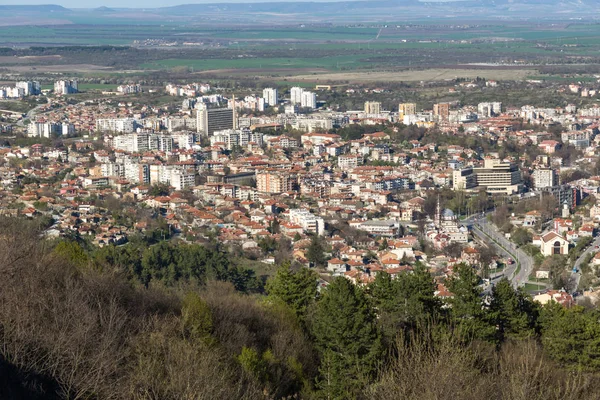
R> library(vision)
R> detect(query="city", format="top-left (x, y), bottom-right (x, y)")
top-left (2, 2), bottom-right (600, 399)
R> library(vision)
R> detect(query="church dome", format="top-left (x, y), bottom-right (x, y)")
top-left (442, 209), bottom-right (455, 218)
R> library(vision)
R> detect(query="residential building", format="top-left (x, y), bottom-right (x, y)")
top-left (288, 208), bottom-right (325, 236)
top-left (290, 87), bottom-right (304, 104)
top-left (398, 103), bottom-right (417, 117)
top-left (364, 101), bottom-right (381, 114)
top-left (433, 102), bottom-right (450, 121)
top-left (477, 102), bottom-right (502, 118)
top-left (533, 168), bottom-right (558, 189)
top-left (301, 91), bottom-right (317, 109)
top-left (256, 171), bottom-right (296, 194)
top-left (196, 105), bottom-right (235, 135)
top-left (262, 88), bottom-right (278, 107)
top-left (54, 80), bottom-right (78, 95)
top-left (96, 118), bottom-right (137, 133)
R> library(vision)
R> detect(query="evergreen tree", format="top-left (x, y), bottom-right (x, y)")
top-left (369, 263), bottom-right (441, 340)
top-left (306, 235), bottom-right (327, 267)
top-left (310, 277), bottom-right (382, 398)
top-left (446, 263), bottom-right (495, 342)
top-left (489, 278), bottom-right (538, 342)
top-left (540, 303), bottom-right (600, 370)
top-left (266, 263), bottom-right (318, 320)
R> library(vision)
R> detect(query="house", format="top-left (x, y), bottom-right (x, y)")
top-left (539, 231), bottom-right (569, 257)
top-left (533, 290), bottom-right (574, 308)
top-left (461, 247), bottom-right (480, 265)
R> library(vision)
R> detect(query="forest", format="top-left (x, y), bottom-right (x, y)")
top-left (2, 216), bottom-right (600, 399)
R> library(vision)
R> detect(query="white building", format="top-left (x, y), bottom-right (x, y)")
top-left (301, 91), bottom-right (317, 109)
top-left (170, 169), bottom-right (196, 191)
top-left (262, 88), bottom-right (278, 107)
top-left (27, 122), bottom-right (74, 138)
top-left (290, 87), bottom-right (304, 105)
top-left (288, 208), bottom-right (325, 236)
top-left (96, 118), bottom-right (136, 133)
top-left (54, 80), bottom-right (78, 95)
top-left (117, 84), bottom-right (142, 94)
top-left (533, 168), bottom-right (558, 189)
top-left (477, 102), bottom-right (502, 118)
top-left (210, 129), bottom-right (263, 150)
top-left (16, 81), bottom-right (41, 96)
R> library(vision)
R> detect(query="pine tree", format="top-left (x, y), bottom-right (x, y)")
top-left (306, 235), bottom-right (326, 267)
top-left (447, 263), bottom-right (495, 342)
top-left (266, 262), bottom-right (318, 320)
top-left (489, 278), bottom-right (538, 342)
top-left (310, 277), bottom-right (382, 398)
top-left (369, 263), bottom-right (440, 340)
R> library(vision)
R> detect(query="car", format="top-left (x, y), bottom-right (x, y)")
top-left (595, 245), bottom-right (599, 249)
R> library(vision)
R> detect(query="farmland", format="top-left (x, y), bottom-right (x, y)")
top-left (3, 19), bottom-right (600, 83)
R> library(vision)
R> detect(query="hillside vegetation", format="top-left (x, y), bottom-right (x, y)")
top-left (1, 216), bottom-right (600, 399)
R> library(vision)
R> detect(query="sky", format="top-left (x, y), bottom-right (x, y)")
top-left (0, 0), bottom-right (342, 6)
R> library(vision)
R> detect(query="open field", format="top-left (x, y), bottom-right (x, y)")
top-left (282, 68), bottom-right (539, 82)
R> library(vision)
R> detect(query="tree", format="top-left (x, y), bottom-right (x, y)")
top-left (369, 263), bottom-right (440, 340)
top-left (489, 278), bottom-right (538, 342)
top-left (181, 292), bottom-right (214, 345)
top-left (266, 263), bottom-right (318, 320)
top-left (446, 263), bottom-right (495, 342)
top-left (540, 303), bottom-right (600, 370)
top-left (310, 277), bottom-right (382, 398)
top-left (148, 183), bottom-right (170, 197)
top-left (306, 235), bottom-right (327, 267)
top-left (511, 227), bottom-right (532, 247)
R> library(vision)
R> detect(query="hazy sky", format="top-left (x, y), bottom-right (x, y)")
top-left (0, 0), bottom-right (333, 6)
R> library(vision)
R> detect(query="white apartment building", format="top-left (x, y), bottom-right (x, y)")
top-left (301, 91), bottom-right (317, 109)
top-left (170, 169), bottom-right (196, 191)
top-left (338, 154), bottom-right (363, 170)
top-left (27, 122), bottom-right (74, 138)
top-left (210, 129), bottom-right (263, 149)
top-left (290, 87), bottom-right (304, 105)
top-left (533, 168), bottom-right (558, 189)
top-left (288, 208), bottom-right (325, 236)
top-left (477, 102), bottom-right (502, 118)
top-left (54, 80), bottom-right (78, 95)
top-left (262, 88), bottom-right (278, 107)
top-left (16, 81), bottom-right (41, 96)
top-left (96, 118), bottom-right (136, 133)
top-left (117, 84), bottom-right (142, 94)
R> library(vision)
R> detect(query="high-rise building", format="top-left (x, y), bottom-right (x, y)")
top-left (256, 171), bottom-right (296, 194)
top-left (54, 80), bottom-right (78, 95)
top-left (96, 118), bottom-right (137, 133)
top-left (533, 168), bottom-right (558, 189)
top-left (452, 158), bottom-right (522, 195)
top-left (364, 101), bottom-right (381, 114)
top-left (300, 91), bottom-right (317, 109)
top-left (16, 81), bottom-right (41, 96)
top-left (433, 102), bottom-right (450, 121)
top-left (398, 103), bottom-right (417, 116)
top-left (477, 102), bottom-right (502, 118)
top-left (290, 87), bottom-right (304, 105)
top-left (196, 105), bottom-right (235, 135)
top-left (262, 88), bottom-right (278, 107)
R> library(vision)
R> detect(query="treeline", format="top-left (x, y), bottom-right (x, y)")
top-left (2, 216), bottom-right (600, 399)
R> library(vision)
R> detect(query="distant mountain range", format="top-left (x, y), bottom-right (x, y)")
top-left (1, 1), bottom-right (600, 20)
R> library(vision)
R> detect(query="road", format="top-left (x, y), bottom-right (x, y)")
top-left (462, 215), bottom-right (535, 289)
top-left (16, 101), bottom-right (48, 127)
top-left (568, 235), bottom-right (600, 294)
